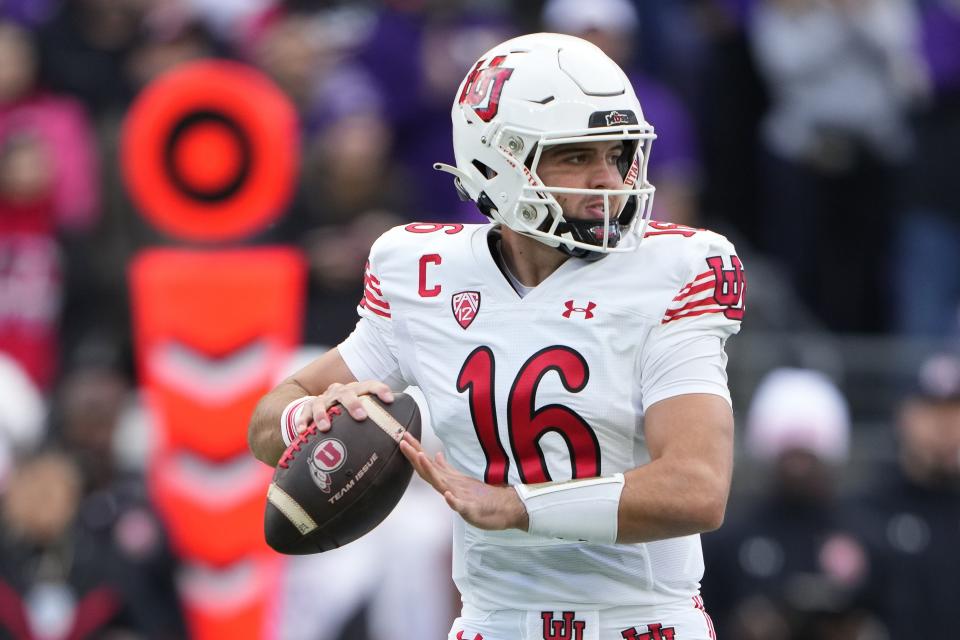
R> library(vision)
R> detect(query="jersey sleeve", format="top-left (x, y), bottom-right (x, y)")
top-left (640, 231), bottom-right (745, 411)
top-left (336, 240), bottom-right (407, 390)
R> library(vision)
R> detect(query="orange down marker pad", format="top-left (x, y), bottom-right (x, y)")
top-left (122, 60), bottom-right (299, 242)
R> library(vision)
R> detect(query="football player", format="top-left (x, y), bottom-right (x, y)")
top-left (249, 33), bottom-right (745, 640)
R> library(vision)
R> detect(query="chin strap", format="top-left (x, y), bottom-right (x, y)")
top-left (552, 219), bottom-right (622, 262)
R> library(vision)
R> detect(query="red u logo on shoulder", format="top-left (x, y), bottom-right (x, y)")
top-left (705, 255), bottom-right (746, 320)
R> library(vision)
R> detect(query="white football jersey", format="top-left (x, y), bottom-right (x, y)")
top-left (338, 221), bottom-right (745, 611)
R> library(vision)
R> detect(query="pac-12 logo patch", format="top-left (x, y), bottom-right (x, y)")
top-left (452, 291), bottom-right (481, 329)
top-left (308, 439), bottom-right (346, 493)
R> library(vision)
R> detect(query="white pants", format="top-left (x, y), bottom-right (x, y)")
top-left (448, 596), bottom-right (716, 640)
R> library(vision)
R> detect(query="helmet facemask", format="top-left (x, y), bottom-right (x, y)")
top-left (516, 130), bottom-right (654, 261)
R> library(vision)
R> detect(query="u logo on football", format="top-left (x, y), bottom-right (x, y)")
top-left (308, 439), bottom-right (346, 493)
top-left (311, 439), bottom-right (346, 472)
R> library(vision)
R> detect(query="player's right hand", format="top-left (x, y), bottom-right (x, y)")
top-left (296, 380), bottom-right (394, 433)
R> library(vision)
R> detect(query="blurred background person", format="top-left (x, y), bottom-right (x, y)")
top-left (702, 368), bottom-right (878, 640)
top-left (242, 5), bottom-right (412, 346)
top-left (56, 361), bottom-right (186, 638)
top-left (542, 0), bottom-right (704, 227)
top-left (36, 0), bottom-right (148, 118)
top-left (0, 446), bottom-right (184, 639)
top-left (0, 353), bottom-right (45, 491)
top-left (0, 19), bottom-right (101, 391)
top-left (856, 352), bottom-right (960, 637)
top-left (355, 2), bottom-right (514, 222)
top-left (689, 0), bottom-right (770, 248)
top-left (894, 0), bottom-right (960, 340)
top-left (749, 0), bottom-right (928, 334)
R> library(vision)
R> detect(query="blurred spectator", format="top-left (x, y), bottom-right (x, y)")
top-left (0, 19), bottom-right (101, 391)
top-left (0, 448), bottom-right (184, 639)
top-left (37, 0), bottom-right (148, 116)
top-left (0, 452), bottom-right (85, 640)
top-left (125, 7), bottom-right (224, 91)
top-left (247, 9), bottom-right (324, 114)
top-left (0, 20), bottom-right (100, 230)
top-left (894, 0), bottom-right (960, 339)
top-left (57, 363), bottom-right (185, 637)
top-left (856, 352), bottom-right (960, 636)
top-left (356, 5), bottom-right (512, 221)
top-left (0, 0), bottom-right (58, 29)
top-left (244, 5), bottom-right (380, 132)
top-left (702, 368), bottom-right (877, 640)
top-left (258, 17), bottom-right (410, 345)
top-left (749, 0), bottom-right (928, 333)
top-left (0, 353), bottom-right (45, 491)
top-left (184, 0), bottom-right (276, 44)
top-left (300, 208), bottom-right (404, 347)
top-left (542, 0), bottom-right (704, 227)
top-left (689, 0), bottom-right (769, 246)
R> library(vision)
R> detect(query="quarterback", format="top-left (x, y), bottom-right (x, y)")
top-left (249, 33), bottom-right (744, 640)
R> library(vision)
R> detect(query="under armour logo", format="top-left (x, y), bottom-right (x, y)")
top-left (562, 300), bottom-right (596, 319)
top-left (456, 632), bottom-right (483, 640)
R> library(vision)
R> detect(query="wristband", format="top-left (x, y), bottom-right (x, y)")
top-left (280, 396), bottom-right (312, 447)
top-left (514, 473), bottom-right (625, 544)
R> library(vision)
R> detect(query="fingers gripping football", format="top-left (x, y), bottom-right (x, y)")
top-left (296, 380), bottom-right (394, 434)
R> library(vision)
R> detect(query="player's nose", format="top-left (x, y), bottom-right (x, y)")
top-left (587, 157), bottom-right (623, 191)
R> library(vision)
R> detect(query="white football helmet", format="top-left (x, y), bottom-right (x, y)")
top-left (435, 33), bottom-right (656, 260)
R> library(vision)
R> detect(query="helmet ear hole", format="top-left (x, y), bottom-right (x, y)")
top-left (472, 159), bottom-right (498, 179)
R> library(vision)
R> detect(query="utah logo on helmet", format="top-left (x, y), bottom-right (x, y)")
top-left (458, 55), bottom-right (515, 122)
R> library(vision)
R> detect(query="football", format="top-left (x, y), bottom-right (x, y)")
top-left (264, 392), bottom-right (421, 554)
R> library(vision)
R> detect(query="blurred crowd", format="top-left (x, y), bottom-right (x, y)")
top-left (0, 0), bottom-right (958, 638)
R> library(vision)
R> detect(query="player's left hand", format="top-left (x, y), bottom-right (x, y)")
top-left (399, 432), bottom-right (529, 532)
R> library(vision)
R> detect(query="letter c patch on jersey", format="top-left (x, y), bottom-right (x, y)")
top-left (452, 291), bottom-right (481, 329)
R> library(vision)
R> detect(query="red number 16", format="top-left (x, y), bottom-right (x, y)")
top-left (457, 346), bottom-right (601, 484)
